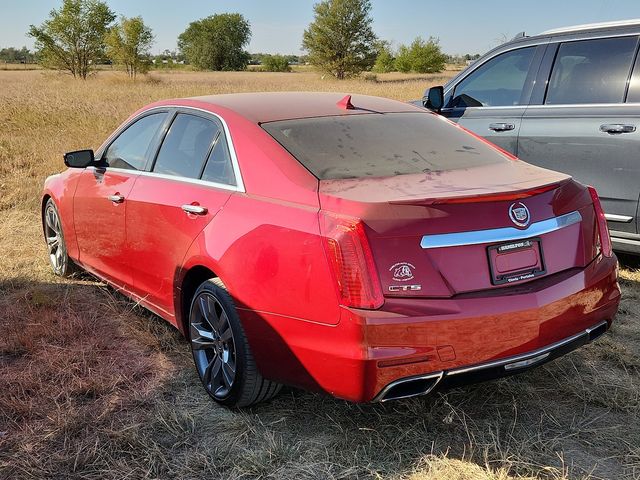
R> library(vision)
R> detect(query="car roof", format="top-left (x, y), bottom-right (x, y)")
top-left (183, 92), bottom-right (423, 123)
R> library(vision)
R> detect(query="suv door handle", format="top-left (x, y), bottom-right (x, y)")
top-left (489, 123), bottom-right (515, 132)
top-left (181, 204), bottom-right (208, 215)
top-left (600, 124), bottom-right (636, 134)
top-left (108, 194), bottom-right (125, 204)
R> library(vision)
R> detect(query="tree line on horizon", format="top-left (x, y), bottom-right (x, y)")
top-left (12, 0), bottom-right (480, 79)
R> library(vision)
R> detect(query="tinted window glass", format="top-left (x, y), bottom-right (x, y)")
top-left (104, 113), bottom-right (167, 170)
top-left (201, 135), bottom-right (236, 186)
top-left (153, 114), bottom-right (220, 179)
top-left (262, 112), bottom-right (507, 180)
top-left (546, 36), bottom-right (637, 105)
top-left (626, 53), bottom-right (640, 102)
top-left (451, 47), bottom-right (535, 107)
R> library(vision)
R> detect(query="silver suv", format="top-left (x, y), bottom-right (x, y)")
top-left (423, 19), bottom-right (640, 254)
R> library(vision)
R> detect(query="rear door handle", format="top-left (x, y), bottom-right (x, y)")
top-left (181, 204), bottom-right (208, 215)
top-left (489, 123), bottom-right (515, 132)
top-left (600, 124), bottom-right (636, 134)
top-left (108, 194), bottom-right (125, 204)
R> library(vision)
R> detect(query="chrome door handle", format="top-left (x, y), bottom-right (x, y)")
top-left (600, 124), bottom-right (636, 134)
top-left (489, 123), bottom-right (515, 132)
top-left (108, 194), bottom-right (125, 203)
top-left (181, 204), bottom-right (208, 215)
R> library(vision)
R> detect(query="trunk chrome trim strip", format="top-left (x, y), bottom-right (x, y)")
top-left (605, 213), bottom-right (633, 223)
top-left (420, 210), bottom-right (582, 249)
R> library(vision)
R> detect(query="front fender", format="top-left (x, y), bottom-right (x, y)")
top-left (42, 169), bottom-right (84, 262)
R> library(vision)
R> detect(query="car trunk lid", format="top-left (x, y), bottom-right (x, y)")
top-left (318, 162), bottom-right (598, 299)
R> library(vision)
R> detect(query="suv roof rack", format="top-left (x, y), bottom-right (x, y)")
top-left (541, 19), bottom-right (640, 35)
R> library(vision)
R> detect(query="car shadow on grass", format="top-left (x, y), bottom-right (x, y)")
top-left (1, 273), bottom-right (638, 480)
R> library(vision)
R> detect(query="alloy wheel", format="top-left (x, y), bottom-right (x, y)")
top-left (44, 203), bottom-right (66, 274)
top-left (190, 292), bottom-right (237, 399)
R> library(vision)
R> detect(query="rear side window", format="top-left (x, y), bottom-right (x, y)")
top-left (545, 36), bottom-right (638, 105)
top-left (104, 113), bottom-right (167, 170)
top-left (450, 47), bottom-right (536, 107)
top-left (201, 135), bottom-right (236, 186)
top-left (262, 112), bottom-right (508, 180)
top-left (153, 113), bottom-right (220, 179)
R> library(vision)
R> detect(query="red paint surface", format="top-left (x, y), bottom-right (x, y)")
top-left (42, 93), bottom-right (621, 402)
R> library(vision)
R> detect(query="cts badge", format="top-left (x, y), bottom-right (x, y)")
top-left (388, 284), bottom-right (422, 292)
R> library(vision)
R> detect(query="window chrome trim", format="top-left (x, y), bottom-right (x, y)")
top-left (443, 102), bottom-right (640, 112)
top-left (97, 105), bottom-right (246, 193)
top-left (420, 210), bottom-right (582, 249)
top-left (605, 213), bottom-right (634, 223)
top-left (88, 166), bottom-right (241, 193)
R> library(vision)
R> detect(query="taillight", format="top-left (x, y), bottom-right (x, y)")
top-left (588, 186), bottom-right (612, 258)
top-left (319, 212), bottom-right (383, 309)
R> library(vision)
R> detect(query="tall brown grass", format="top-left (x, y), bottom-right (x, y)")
top-left (0, 69), bottom-right (638, 480)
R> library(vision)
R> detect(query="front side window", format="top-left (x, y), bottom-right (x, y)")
top-left (450, 47), bottom-right (536, 108)
top-left (153, 114), bottom-right (220, 179)
top-left (545, 36), bottom-right (638, 105)
top-left (103, 113), bottom-right (167, 170)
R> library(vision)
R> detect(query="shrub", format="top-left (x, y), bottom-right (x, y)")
top-left (395, 37), bottom-right (447, 74)
top-left (262, 54), bottom-right (291, 72)
top-left (394, 45), bottom-right (412, 73)
top-left (372, 42), bottom-right (395, 73)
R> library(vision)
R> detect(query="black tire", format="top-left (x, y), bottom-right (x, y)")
top-left (188, 278), bottom-right (281, 407)
top-left (43, 198), bottom-right (79, 277)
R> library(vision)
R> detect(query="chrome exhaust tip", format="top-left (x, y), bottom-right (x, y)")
top-left (375, 371), bottom-right (443, 402)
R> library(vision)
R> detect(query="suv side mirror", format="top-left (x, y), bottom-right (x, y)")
top-left (64, 149), bottom-right (95, 168)
top-left (422, 86), bottom-right (444, 112)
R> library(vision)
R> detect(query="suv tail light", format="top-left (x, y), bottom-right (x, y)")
top-left (319, 212), bottom-right (383, 309)
top-left (588, 186), bottom-right (612, 258)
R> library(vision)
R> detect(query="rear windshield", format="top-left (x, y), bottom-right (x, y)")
top-left (261, 112), bottom-right (507, 180)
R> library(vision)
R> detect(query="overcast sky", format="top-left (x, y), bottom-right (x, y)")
top-left (2, 0), bottom-right (640, 56)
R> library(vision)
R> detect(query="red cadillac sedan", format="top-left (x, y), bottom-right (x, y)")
top-left (42, 92), bottom-right (620, 407)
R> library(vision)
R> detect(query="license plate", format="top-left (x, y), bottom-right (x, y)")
top-left (487, 238), bottom-right (546, 285)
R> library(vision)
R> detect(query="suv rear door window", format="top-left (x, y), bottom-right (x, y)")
top-left (153, 113), bottom-right (219, 179)
top-left (545, 36), bottom-right (638, 105)
top-left (450, 47), bottom-right (536, 107)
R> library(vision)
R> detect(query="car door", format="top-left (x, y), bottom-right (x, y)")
top-left (125, 110), bottom-right (241, 318)
top-left (518, 35), bottom-right (640, 236)
top-left (440, 44), bottom-right (546, 155)
top-left (73, 111), bottom-right (169, 288)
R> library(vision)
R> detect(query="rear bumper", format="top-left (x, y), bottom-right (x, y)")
top-left (374, 319), bottom-right (608, 402)
top-left (241, 254), bottom-right (620, 403)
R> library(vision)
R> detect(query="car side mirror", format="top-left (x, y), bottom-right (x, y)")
top-left (64, 149), bottom-right (95, 168)
top-left (422, 86), bottom-right (444, 112)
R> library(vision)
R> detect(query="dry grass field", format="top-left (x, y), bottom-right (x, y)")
top-left (0, 69), bottom-right (639, 480)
